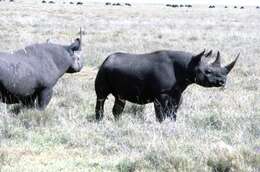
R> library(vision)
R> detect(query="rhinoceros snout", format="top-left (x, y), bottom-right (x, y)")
top-left (73, 55), bottom-right (84, 72)
top-left (66, 53), bottom-right (84, 73)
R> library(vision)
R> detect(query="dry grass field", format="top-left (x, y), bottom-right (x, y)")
top-left (0, 1), bottom-right (259, 171)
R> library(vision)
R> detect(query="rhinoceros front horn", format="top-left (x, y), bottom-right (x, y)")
top-left (223, 53), bottom-right (240, 74)
top-left (79, 27), bottom-right (82, 51)
top-left (211, 51), bottom-right (221, 67)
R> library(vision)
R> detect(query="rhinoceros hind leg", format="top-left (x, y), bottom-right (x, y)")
top-left (112, 98), bottom-right (125, 120)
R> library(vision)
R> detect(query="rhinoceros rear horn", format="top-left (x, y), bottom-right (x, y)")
top-left (211, 51), bottom-right (221, 67)
top-left (79, 27), bottom-right (82, 51)
top-left (223, 53), bottom-right (240, 74)
top-left (68, 28), bottom-right (83, 52)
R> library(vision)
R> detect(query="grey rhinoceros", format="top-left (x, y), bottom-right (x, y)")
top-left (0, 30), bottom-right (83, 110)
top-left (95, 50), bottom-right (239, 122)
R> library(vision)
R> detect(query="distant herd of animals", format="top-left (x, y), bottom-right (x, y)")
top-left (166, 4), bottom-right (260, 9)
top-left (105, 2), bottom-right (132, 6)
top-left (0, 0), bottom-right (260, 9)
top-left (166, 4), bottom-right (192, 8)
top-left (40, 1), bottom-right (131, 6)
top-left (40, 1), bottom-right (260, 9)
top-left (208, 5), bottom-right (246, 9)
top-left (41, 0), bottom-right (83, 5)
top-left (0, 0), bottom-right (14, 2)
top-left (0, 26), bottom-right (239, 122)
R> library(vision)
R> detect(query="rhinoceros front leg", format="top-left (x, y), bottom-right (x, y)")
top-left (154, 94), bottom-right (179, 122)
top-left (21, 95), bottom-right (37, 108)
top-left (165, 91), bottom-right (183, 121)
top-left (37, 87), bottom-right (53, 110)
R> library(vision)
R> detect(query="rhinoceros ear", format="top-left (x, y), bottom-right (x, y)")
top-left (204, 49), bottom-right (213, 58)
top-left (68, 38), bottom-right (81, 52)
top-left (191, 49), bottom-right (205, 65)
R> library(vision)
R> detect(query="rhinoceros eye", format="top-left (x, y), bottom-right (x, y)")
top-left (205, 69), bottom-right (212, 74)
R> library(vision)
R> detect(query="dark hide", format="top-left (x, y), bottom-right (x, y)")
top-left (0, 36), bottom-right (83, 110)
top-left (95, 50), bottom-right (239, 122)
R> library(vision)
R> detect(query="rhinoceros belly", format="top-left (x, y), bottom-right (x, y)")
top-left (109, 77), bottom-right (155, 104)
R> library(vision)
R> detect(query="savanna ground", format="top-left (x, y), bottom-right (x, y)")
top-left (0, 1), bottom-right (259, 171)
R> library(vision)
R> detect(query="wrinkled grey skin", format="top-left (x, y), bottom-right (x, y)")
top-left (0, 36), bottom-right (83, 110)
top-left (95, 50), bottom-right (239, 122)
